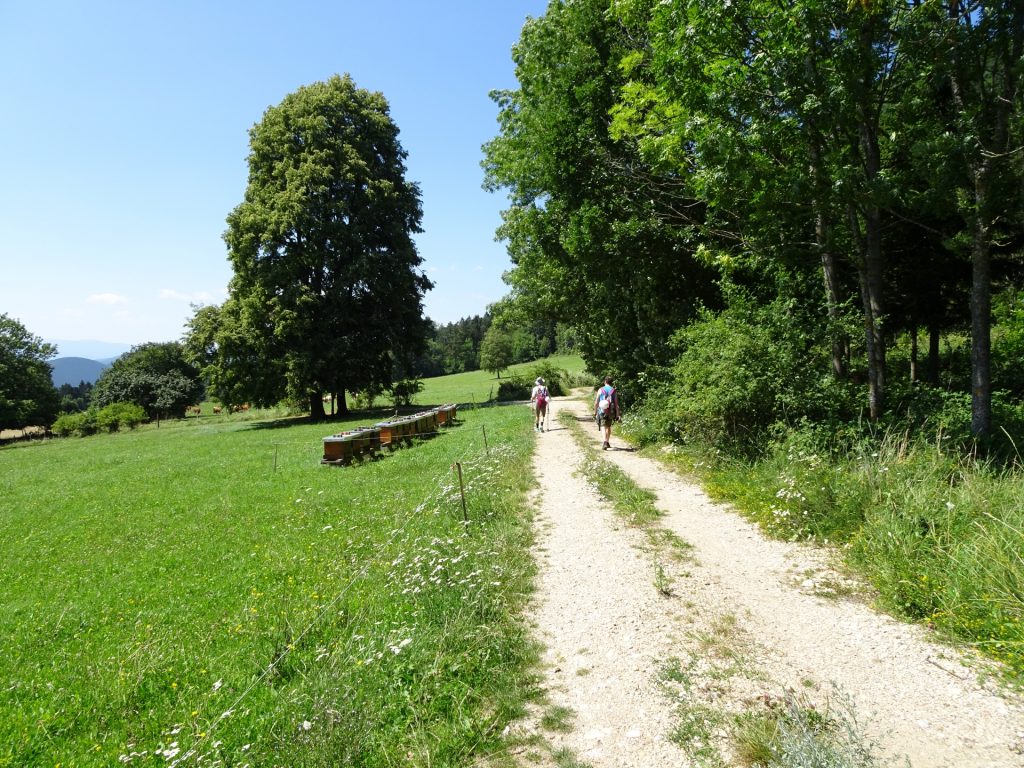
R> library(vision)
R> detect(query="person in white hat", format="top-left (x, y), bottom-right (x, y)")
top-left (530, 377), bottom-right (550, 432)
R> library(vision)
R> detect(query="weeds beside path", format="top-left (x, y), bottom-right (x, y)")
top-left (512, 395), bottom-right (1024, 767)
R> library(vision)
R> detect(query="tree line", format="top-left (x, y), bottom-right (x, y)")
top-left (484, 0), bottom-right (1023, 449)
top-left (0, 309), bottom-right (560, 435)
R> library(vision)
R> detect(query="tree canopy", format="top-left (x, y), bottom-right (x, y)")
top-left (0, 314), bottom-right (59, 432)
top-left (219, 74), bottom-right (432, 419)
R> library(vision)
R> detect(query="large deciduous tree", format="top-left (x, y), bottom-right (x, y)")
top-left (223, 74), bottom-right (432, 419)
top-left (0, 314), bottom-right (59, 432)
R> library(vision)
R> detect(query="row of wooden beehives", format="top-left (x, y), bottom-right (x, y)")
top-left (321, 404), bottom-right (459, 465)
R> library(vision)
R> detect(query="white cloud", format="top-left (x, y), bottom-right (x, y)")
top-left (87, 292), bottom-right (128, 305)
top-left (159, 288), bottom-right (219, 303)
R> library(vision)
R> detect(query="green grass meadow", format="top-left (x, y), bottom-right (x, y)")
top-left (413, 354), bottom-right (588, 407)
top-left (1, 400), bottom-right (541, 766)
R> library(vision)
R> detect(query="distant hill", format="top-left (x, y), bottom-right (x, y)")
top-left (46, 339), bottom-right (132, 360)
top-left (51, 357), bottom-right (108, 387)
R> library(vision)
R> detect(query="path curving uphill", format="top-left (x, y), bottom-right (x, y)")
top-left (518, 394), bottom-right (1024, 767)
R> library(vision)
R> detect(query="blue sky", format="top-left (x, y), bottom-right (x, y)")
top-left (0, 1), bottom-right (547, 357)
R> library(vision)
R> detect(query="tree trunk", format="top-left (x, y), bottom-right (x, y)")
top-left (849, 202), bottom-right (887, 422)
top-left (970, 187), bottom-right (992, 437)
top-left (336, 391), bottom-right (349, 417)
top-left (821, 247), bottom-right (847, 380)
top-left (809, 138), bottom-right (847, 380)
top-left (928, 322), bottom-right (940, 385)
top-left (944, 0), bottom-right (1018, 438)
top-left (844, 18), bottom-right (889, 421)
top-left (910, 325), bottom-right (918, 382)
top-left (309, 393), bottom-right (326, 421)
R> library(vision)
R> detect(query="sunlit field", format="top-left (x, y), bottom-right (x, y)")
top-left (415, 354), bottom-right (588, 406)
top-left (0, 400), bottom-right (538, 766)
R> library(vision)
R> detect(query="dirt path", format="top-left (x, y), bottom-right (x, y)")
top-left (519, 395), bottom-right (1024, 767)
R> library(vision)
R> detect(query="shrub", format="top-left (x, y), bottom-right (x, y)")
top-left (496, 375), bottom-right (530, 401)
top-left (733, 690), bottom-right (888, 768)
top-left (390, 379), bottom-right (423, 407)
top-left (561, 369), bottom-right (599, 389)
top-left (992, 287), bottom-right (1024, 397)
top-left (51, 410), bottom-right (98, 437)
top-left (648, 297), bottom-right (856, 457)
top-left (95, 402), bottom-right (147, 432)
top-left (528, 363), bottom-right (568, 396)
top-left (350, 386), bottom-right (381, 410)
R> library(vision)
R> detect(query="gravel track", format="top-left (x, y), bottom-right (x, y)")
top-left (517, 395), bottom-right (1024, 767)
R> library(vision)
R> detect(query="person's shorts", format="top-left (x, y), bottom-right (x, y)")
top-left (597, 411), bottom-right (615, 427)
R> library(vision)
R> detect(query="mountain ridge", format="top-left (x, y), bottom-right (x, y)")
top-left (51, 357), bottom-right (108, 387)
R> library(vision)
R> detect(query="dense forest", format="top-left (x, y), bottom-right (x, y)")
top-left (485, 0), bottom-right (1023, 450)
top-left (412, 310), bottom-right (562, 378)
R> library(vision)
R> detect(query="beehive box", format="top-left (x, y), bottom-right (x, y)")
top-left (375, 421), bottom-right (400, 450)
top-left (437, 404), bottom-right (457, 426)
top-left (321, 427), bottom-right (380, 464)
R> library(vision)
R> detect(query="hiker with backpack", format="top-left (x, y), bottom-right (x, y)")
top-left (594, 376), bottom-right (619, 450)
top-left (531, 377), bottom-right (550, 432)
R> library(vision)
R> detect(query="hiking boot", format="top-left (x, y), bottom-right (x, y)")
top-left (603, 441), bottom-right (610, 450)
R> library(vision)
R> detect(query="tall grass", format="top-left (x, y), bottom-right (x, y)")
top-left (849, 443), bottom-right (1024, 674)
top-left (733, 690), bottom-right (892, 768)
top-left (0, 404), bottom-right (539, 765)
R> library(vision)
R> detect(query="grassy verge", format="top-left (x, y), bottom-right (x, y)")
top-left (0, 404), bottom-right (540, 766)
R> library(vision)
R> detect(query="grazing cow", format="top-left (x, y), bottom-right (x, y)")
top-left (213, 406), bottom-right (222, 414)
